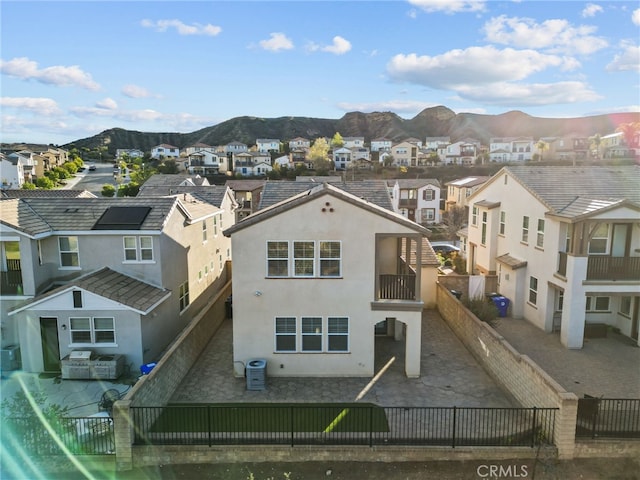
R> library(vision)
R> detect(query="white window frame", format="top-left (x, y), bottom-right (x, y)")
top-left (481, 211), bottom-right (487, 245)
top-left (536, 219), bottom-right (545, 248)
top-left (319, 241), bottom-right (341, 278)
top-left (275, 317), bottom-right (297, 352)
top-left (179, 281), bottom-right (190, 312)
top-left (328, 317), bottom-right (349, 352)
top-left (123, 236), bottom-right (154, 262)
top-left (301, 317), bottom-right (323, 352)
top-left (471, 206), bottom-right (478, 226)
top-left (619, 296), bottom-right (631, 316)
top-left (69, 317), bottom-right (115, 345)
top-left (588, 224), bottom-right (609, 254)
top-left (202, 220), bottom-right (207, 242)
top-left (422, 189), bottom-right (434, 201)
top-left (293, 241), bottom-right (315, 277)
top-left (267, 241), bottom-right (289, 277)
top-left (499, 211), bottom-right (506, 235)
top-left (522, 216), bottom-right (529, 243)
top-left (59, 236), bottom-right (80, 268)
top-left (528, 276), bottom-right (538, 305)
top-left (267, 240), bottom-right (342, 279)
top-left (586, 296), bottom-right (610, 312)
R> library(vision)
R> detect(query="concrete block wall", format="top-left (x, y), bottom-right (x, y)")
top-left (437, 275), bottom-right (498, 299)
top-left (436, 282), bottom-right (578, 459)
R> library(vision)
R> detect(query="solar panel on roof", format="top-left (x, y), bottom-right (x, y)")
top-left (93, 206), bottom-right (152, 230)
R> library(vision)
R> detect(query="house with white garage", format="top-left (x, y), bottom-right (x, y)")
top-left (224, 182), bottom-right (432, 379)
top-left (466, 165), bottom-right (640, 349)
top-left (2, 194), bottom-right (231, 375)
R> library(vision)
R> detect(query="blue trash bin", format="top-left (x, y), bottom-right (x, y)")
top-left (490, 296), bottom-right (510, 317)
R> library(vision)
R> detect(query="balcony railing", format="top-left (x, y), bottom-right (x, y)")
top-left (1, 259), bottom-right (23, 295)
top-left (379, 274), bottom-right (416, 300)
top-left (587, 256), bottom-right (640, 281)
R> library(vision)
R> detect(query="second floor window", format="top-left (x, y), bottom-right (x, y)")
top-left (588, 224), bottom-right (609, 254)
top-left (267, 240), bottom-right (342, 278)
top-left (481, 212), bottom-right (487, 245)
top-left (536, 219), bottom-right (545, 248)
top-left (59, 236), bottom-right (79, 268)
top-left (422, 189), bottom-right (434, 201)
top-left (123, 236), bottom-right (153, 262)
top-left (179, 281), bottom-right (190, 312)
top-left (499, 211), bottom-right (506, 235)
top-left (471, 206), bottom-right (478, 226)
top-left (202, 221), bottom-right (207, 242)
top-left (522, 216), bottom-right (529, 243)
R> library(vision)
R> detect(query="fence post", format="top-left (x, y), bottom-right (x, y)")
top-left (207, 406), bottom-right (212, 447)
top-left (451, 406), bottom-right (457, 448)
top-left (290, 406), bottom-right (294, 447)
top-left (531, 407), bottom-right (538, 447)
top-left (113, 399), bottom-right (133, 471)
top-left (591, 399), bottom-right (600, 439)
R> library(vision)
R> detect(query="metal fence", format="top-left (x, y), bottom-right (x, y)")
top-left (576, 398), bottom-right (640, 439)
top-left (131, 404), bottom-right (557, 448)
top-left (2, 416), bottom-right (115, 456)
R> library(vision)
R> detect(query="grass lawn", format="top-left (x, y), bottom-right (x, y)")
top-left (150, 403), bottom-right (389, 433)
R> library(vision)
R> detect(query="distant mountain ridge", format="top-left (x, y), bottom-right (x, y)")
top-left (52, 106), bottom-right (640, 154)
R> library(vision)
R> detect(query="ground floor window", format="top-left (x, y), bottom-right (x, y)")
top-left (274, 316), bottom-right (349, 353)
top-left (69, 317), bottom-right (115, 345)
top-left (619, 296), bottom-right (632, 316)
top-left (586, 296), bottom-right (610, 312)
top-left (528, 276), bottom-right (538, 305)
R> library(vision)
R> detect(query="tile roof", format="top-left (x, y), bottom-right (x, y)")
top-left (224, 179), bottom-right (267, 191)
top-left (258, 180), bottom-right (393, 211)
top-left (0, 197), bottom-right (178, 237)
top-left (137, 185), bottom-right (229, 208)
top-left (138, 174), bottom-right (210, 189)
top-left (1, 189), bottom-right (97, 198)
top-left (446, 176), bottom-right (491, 187)
top-left (496, 254), bottom-right (528, 270)
top-left (10, 267), bottom-right (170, 315)
top-left (388, 178), bottom-right (441, 189)
top-left (503, 165), bottom-right (640, 214)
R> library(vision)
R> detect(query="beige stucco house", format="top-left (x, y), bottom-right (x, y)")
top-left (224, 182), bottom-right (434, 379)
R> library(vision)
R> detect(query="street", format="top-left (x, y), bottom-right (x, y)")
top-left (65, 161), bottom-right (127, 194)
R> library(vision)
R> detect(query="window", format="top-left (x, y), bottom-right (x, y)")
top-left (179, 281), bottom-right (190, 311)
top-left (59, 236), bottom-right (79, 267)
top-left (73, 290), bottom-right (82, 308)
top-left (69, 317), bottom-right (115, 344)
top-left (528, 276), bottom-right (538, 305)
top-left (328, 317), bottom-right (349, 352)
top-left (422, 189), bottom-right (434, 201)
top-left (267, 241), bottom-right (289, 277)
top-left (481, 211), bottom-right (487, 245)
top-left (586, 296), bottom-right (610, 312)
top-left (275, 317), bottom-right (296, 351)
top-left (202, 221), bottom-right (207, 242)
top-left (423, 208), bottom-right (435, 221)
top-left (499, 211), bottom-right (506, 235)
top-left (293, 241), bottom-right (315, 277)
top-left (213, 216), bottom-right (218, 236)
top-left (319, 241), bottom-right (341, 277)
top-left (536, 219), bottom-right (545, 248)
top-left (619, 297), bottom-right (631, 316)
top-left (588, 224), bottom-right (609, 254)
top-left (471, 206), bottom-right (478, 226)
top-left (123, 236), bottom-right (154, 261)
top-left (301, 317), bottom-right (322, 352)
top-left (522, 216), bottom-right (529, 243)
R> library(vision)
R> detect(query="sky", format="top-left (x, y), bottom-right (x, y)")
top-left (1, 0), bottom-right (639, 145)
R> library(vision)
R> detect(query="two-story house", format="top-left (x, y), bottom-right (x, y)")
top-left (391, 141), bottom-right (420, 167)
top-left (342, 137), bottom-right (365, 149)
top-left (116, 149), bottom-right (144, 160)
top-left (34, 147), bottom-right (69, 171)
top-left (445, 176), bottom-right (491, 214)
top-left (388, 179), bottom-right (442, 224)
top-left (443, 141), bottom-right (480, 165)
top-left (225, 179), bottom-right (267, 221)
top-left (2, 194), bottom-right (232, 374)
top-left (0, 153), bottom-right (25, 189)
top-left (233, 152), bottom-right (272, 176)
top-left (186, 149), bottom-right (228, 176)
top-left (466, 165), bottom-right (640, 349)
top-left (256, 139), bottom-right (280, 154)
top-left (224, 182), bottom-right (432, 378)
top-left (288, 137), bottom-right (311, 151)
top-left (151, 144), bottom-right (180, 160)
top-left (489, 137), bottom-right (534, 163)
top-left (370, 137), bottom-right (392, 152)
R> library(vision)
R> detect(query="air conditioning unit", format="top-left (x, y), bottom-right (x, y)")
top-left (246, 359), bottom-right (267, 391)
top-left (1, 345), bottom-right (21, 372)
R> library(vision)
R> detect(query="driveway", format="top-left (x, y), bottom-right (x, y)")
top-left (170, 310), bottom-right (516, 407)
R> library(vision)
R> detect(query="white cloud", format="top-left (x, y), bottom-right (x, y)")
top-left (387, 46), bottom-right (576, 88)
top-left (0, 57), bottom-right (100, 90)
top-left (408, 0), bottom-right (486, 14)
top-left (259, 32), bottom-right (294, 52)
top-left (0, 97), bottom-right (61, 115)
top-left (606, 41), bottom-right (640, 72)
top-left (320, 36), bottom-right (352, 55)
top-left (482, 15), bottom-right (608, 55)
top-left (96, 98), bottom-right (118, 110)
top-left (632, 8), bottom-right (640, 26)
top-left (582, 3), bottom-right (603, 18)
top-left (336, 100), bottom-right (439, 114)
top-left (454, 81), bottom-right (601, 106)
top-left (140, 19), bottom-right (221, 36)
top-left (122, 84), bottom-right (155, 98)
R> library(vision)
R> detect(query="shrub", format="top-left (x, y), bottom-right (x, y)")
top-left (101, 184), bottom-right (116, 197)
top-left (35, 177), bottom-right (55, 189)
top-left (463, 297), bottom-right (499, 328)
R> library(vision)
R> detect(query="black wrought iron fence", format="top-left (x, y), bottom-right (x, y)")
top-left (131, 404), bottom-right (557, 448)
top-left (1, 416), bottom-right (115, 456)
top-left (576, 397), bottom-right (640, 439)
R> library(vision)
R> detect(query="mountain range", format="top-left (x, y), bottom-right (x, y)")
top-left (42, 106), bottom-right (640, 154)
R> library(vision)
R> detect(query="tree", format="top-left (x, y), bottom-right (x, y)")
top-left (441, 205), bottom-right (467, 240)
top-left (157, 159), bottom-right (178, 174)
top-left (331, 132), bottom-right (344, 149)
top-left (308, 137), bottom-right (330, 164)
top-left (37, 176), bottom-right (55, 189)
top-left (21, 182), bottom-right (36, 190)
top-left (536, 141), bottom-right (548, 162)
top-left (616, 122), bottom-right (640, 150)
top-left (101, 184), bottom-right (116, 197)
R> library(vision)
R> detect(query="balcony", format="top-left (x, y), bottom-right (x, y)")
top-left (1, 259), bottom-right (23, 295)
top-left (587, 256), bottom-right (640, 281)
top-left (378, 274), bottom-right (416, 300)
top-left (398, 199), bottom-right (418, 208)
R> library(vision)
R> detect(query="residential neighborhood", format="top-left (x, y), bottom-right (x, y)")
top-left (0, 129), bottom-right (639, 476)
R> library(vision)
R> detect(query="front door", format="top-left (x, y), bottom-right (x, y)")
top-left (40, 318), bottom-right (61, 372)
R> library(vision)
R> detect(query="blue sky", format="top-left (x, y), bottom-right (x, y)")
top-left (2, 0), bottom-right (639, 145)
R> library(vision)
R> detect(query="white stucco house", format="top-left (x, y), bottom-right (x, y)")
top-left (466, 165), bottom-right (640, 349)
top-left (388, 179), bottom-right (442, 224)
top-left (224, 182), bottom-right (434, 379)
top-left (151, 144), bottom-right (180, 160)
top-left (1, 154), bottom-right (25, 189)
top-left (2, 193), bottom-right (234, 375)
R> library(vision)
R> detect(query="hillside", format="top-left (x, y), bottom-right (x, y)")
top-left (11, 106), bottom-right (639, 155)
